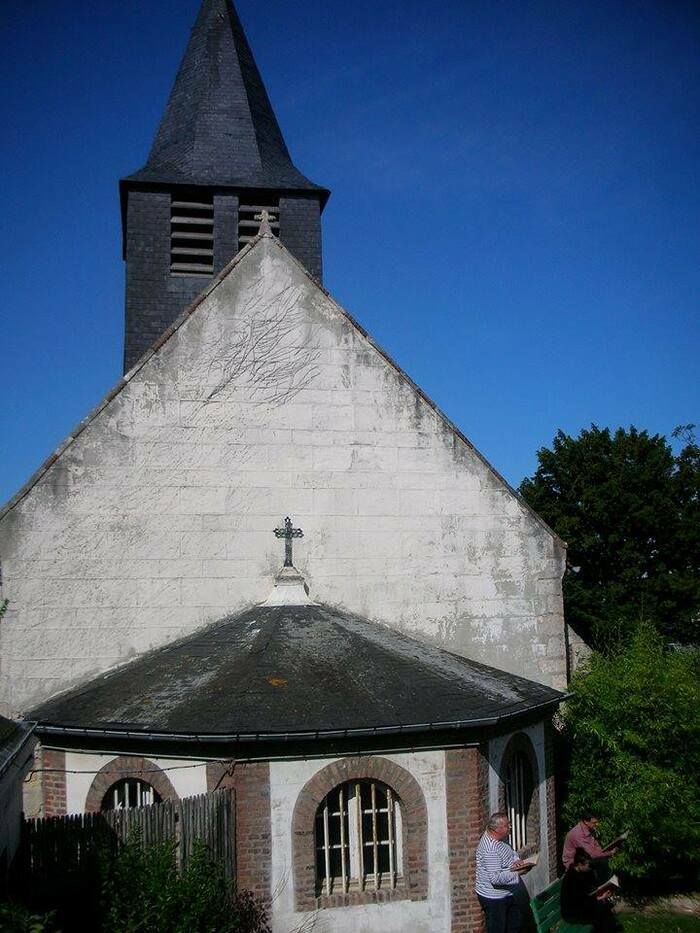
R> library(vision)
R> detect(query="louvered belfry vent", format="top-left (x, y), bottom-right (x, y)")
top-left (238, 201), bottom-right (279, 251)
top-left (170, 196), bottom-right (215, 275)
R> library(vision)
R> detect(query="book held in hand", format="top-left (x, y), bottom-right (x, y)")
top-left (516, 852), bottom-right (539, 868)
top-left (603, 830), bottom-right (629, 851)
top-left (592, 874), bottom-right (620, 897)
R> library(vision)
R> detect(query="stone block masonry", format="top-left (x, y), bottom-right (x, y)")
top-left (0, 235), bottom-right (567, 714)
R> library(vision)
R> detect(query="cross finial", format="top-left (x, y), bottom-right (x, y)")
top-left (273, 516), bottom-right (304, 567)
top-left (255, 209), bottom-right (273, 235)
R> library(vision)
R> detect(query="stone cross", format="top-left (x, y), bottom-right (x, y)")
top-left (255, 209), bottom-right (273, 234)
top-left (274, 516), bottom-right (304, 567)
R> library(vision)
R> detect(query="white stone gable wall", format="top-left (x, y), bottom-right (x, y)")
top-left (0, 238), bottom-right (565, 713)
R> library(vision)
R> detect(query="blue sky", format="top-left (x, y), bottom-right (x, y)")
top-left (2, 0), bottom-right (698, 505)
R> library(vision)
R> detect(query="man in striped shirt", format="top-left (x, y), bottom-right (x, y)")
top-left (475, 811), bottom-right (532, 932)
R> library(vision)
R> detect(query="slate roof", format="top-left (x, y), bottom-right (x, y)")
top-left (124, 0), bottom-right (328, 199)
top-left (29, 604), bottom-right (564, 742)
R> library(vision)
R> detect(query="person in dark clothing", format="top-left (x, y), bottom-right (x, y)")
top-left (561, 848), bottom-right (620, 932)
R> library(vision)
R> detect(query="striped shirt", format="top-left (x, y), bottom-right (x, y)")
top-left (475, 832), bottom-right (522, 899)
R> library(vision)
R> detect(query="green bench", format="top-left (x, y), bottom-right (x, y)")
top-left (530, 877), bottom-right (594, 933)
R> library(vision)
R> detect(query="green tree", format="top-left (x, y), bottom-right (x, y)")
top-left (561, 623), bottom-right (700, 885)
top-left (519, 425), bottom-right (699, 648)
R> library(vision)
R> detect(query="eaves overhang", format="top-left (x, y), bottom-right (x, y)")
top-left (35, 694), bottom-right (569, 748)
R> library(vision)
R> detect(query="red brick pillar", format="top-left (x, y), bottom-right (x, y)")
top-left (207, 760), bottom-right (271, 904)
top-left (41, 747), bottom-right (67, 817)
top-left (446, 745), bottom-right (489, 932)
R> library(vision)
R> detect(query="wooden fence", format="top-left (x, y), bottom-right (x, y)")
top-left (19, 787), bottom-right (235, 888)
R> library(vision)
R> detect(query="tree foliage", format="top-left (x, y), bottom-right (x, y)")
top-left (519, 425), bottom-right (699, 647)
top-left (561, 624), bottom-right (700, 885)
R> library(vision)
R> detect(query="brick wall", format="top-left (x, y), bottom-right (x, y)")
top-left (445, 746), bottom-right (489, 933)
top-left (41, 747), bottom-right (66, 817)
top-left (207, 760), bottom-right (271, 903)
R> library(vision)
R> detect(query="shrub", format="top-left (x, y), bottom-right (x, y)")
top-left (0, 902), bottom-right (56, 933)
top-left (101, 835), bottom-right (270, 933)
top-left (562, 622), bottom-right (700, 885)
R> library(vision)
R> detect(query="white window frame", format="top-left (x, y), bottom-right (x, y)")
top-left (101, 778), bottom-right (161, 812)
top-left (315, 780), bottom-right (403, 895)
top-left (505, 750), bottom-right (533, 851)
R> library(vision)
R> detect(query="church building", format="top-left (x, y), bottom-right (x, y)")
top-left (0, 2), bottom-right (569, 931)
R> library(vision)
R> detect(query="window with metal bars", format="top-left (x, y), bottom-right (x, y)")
top-left (170, 196), bottom-right (214, 275)
top-left (505, 751), bottom-right (534, 851)
top-left (100, 778), bottom-right (162, 812)
top-left (238, 201), bottom-right (279, 251)
top-left (314, 780), bottom-right (402, 895)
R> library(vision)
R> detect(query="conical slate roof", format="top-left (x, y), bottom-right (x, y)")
top-left (125, 0), bottom-right (327, 197)
top-left (29, 604), bottom-right (564, 741)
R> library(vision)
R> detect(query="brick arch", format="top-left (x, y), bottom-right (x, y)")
top-left (84, 755), bottom-right (179, 813)
top-left (292, 756), bottom-right (428, 911)
top-left (496, 731), bottom-right (540, 853)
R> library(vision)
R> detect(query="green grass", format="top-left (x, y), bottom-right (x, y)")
top-left (619, 912), bottom-right (700, 932)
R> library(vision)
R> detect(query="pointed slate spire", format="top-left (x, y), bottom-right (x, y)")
top-left (120, 0), bottom-right (328, 373)
top-left (126, 0), bottom-right (327, 197)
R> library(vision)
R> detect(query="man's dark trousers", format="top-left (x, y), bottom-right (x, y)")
top-left (477, 892), bottom-right (527, 933)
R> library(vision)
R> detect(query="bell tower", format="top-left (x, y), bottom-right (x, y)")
top-left (120, 0), bottom-right (329, 372)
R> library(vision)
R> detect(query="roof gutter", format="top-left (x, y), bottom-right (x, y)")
top-left (35, 695), bottom-right (569, 746)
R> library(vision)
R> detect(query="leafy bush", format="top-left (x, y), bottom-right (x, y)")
top-left (562, 623), bottom-right (700, 884)
top-left (0, 902), bottom-right (56, 933)
top-left (101, 835), bottom-right (270, 933)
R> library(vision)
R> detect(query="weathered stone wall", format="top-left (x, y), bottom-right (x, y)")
top-left (0, 236), bottom-right (566, 713)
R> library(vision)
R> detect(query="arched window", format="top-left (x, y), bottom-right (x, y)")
top-left (501, 743), bottom-right (537, 852)
top-left (314, 780), bottom-right (402, 895)
top-left (101, 778), bottom-right (162, 811)
top-left (292, 756), bottom-right (428, 910)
